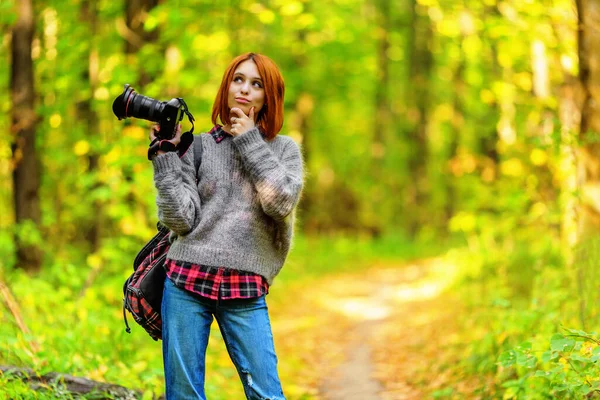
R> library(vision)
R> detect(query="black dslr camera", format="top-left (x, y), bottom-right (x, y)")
top-left (112, 84), bottom-right (194, 140)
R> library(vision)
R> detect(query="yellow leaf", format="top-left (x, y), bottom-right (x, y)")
top-left (530, 148), bottom-right (547, 166)
top-left (120, 217), bottom-right (137, 235)
top-left (280, 2), bottom-right (303, 16)
top-left (94, 87), bottom-right (110, 100)
top-left (480, 89), bottom-right (495, 105)
top-left (123, 125), bottom-right (146, 140)
top-left (50, 113), bottom-right (62, 128)
top-left (104, 147), bottom-right (121, 164)
top-left (73, 140), bottom-right (90, 156)
top-left (258, 9), bottom-right (276, 24)
top-left (132, 361), bottom-right (148, 373)
top-left (501, 158), bottom-right (524, 177)
top-left (88, 364), bottom-right (108, 381)
top-left (449, 212), bottom-right (477, 233)
top-left (529, 202), bottom-right (547, 218)
top-left (559, 357), bottom-right (568, 365)
top-left (77, 307), bottom-right (88, 321)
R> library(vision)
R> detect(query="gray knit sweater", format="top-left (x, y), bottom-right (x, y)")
top-left (151, 127), bottom-right (303, 285)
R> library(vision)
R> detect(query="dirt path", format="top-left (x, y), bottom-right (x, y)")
top-left (320, 320), bottom-right (384, 400)
top-left (313, 259), bottom-right (461, 400)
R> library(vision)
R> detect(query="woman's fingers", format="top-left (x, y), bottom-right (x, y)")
top-left (149, 124), bottom-right (160, 141)
top-left (229, 107), bottom-right (255, 136)
top-left (149, 124), bottom-right (182, 145)
top-left (230, 107), bottom-right (246, 119)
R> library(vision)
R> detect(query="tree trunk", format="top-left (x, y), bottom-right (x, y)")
top-left (79, 0), bottom-right (102, 253)
top-left (445, 52), bottom-right (465, 224)
top-left (406, 0), bottom-right (433, 234)
top-left (290, 5), bottom-right (317, 233)
top-left (0, 366), bottom-right (144, 400)
top-left (373, 0), bottom-right (390, 160)
top-left (125, 0), bottom-right (160, 86)
top-left (576, 0), bottom-right (600, 235)
top-left (123, 0), bottom-right (160, 210)
top-left (367, 0), bottom-right (391, 236)
top-left (574, 0), bottom-right (600, 328)
top-left (11, 0), bottom-right (41, 272)
top-left (228, 0), bottom-right (242, 57)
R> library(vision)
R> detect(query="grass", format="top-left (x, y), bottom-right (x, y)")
top-left (0, 232), bottom-right (446, 399)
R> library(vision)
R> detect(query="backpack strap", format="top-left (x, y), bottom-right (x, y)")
top-left (193, 134), bottom-right (203, 176)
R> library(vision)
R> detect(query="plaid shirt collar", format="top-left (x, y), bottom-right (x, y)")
top-left (209, 124), bottom-right (266, 143)
top-left (209, 125), bottom-right (228, 143)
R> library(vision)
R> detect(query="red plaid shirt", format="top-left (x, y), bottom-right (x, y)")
top-left (164, 126), bottom-right (269, 301)
top-left (165, 259), bottom-right (269, 300)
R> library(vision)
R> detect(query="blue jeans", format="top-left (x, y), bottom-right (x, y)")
top-left (161, 278), bottom-right (286, 400)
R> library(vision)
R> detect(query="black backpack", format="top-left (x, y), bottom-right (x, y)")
top-left (122, 135), bottom-right (202, 340)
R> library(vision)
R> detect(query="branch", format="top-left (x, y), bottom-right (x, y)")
top-left (0, 280), bottom-right (40, 354)
top-left (565, 334), bottom-right (600, 345)
top-left (115, 17), bottom-right (144, 49)
top-left (0, 366), bottom-right (148, 399)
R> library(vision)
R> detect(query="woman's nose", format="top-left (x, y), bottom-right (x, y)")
top-left (241, 81), bottom-right (250, 94)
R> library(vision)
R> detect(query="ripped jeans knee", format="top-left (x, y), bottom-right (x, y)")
top-left (239, 369), bottom-right (286, 400)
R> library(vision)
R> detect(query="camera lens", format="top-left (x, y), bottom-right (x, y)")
top-left (112, 85), bottom-right (134, 120)
top-left (112, 84), bottom-right (165, 123)
top-left (129, 92), bottom-right (165, 122)
top-left (112, 84), bottom-right (190, 140)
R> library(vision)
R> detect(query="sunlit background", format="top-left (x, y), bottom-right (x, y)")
top-left (2, 0), bottom-right (600, 398)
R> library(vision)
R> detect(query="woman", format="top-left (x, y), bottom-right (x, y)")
top-left (149, 53), bottom-right (303, 400)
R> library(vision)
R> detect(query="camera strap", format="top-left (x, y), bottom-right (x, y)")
top-left (177, 98), bottom-right (195, 134)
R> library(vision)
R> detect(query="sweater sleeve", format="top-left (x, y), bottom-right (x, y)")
top-left (232, 128), bottom-right (304, 221)
top-left (151, 148), bottom-right (201, 235)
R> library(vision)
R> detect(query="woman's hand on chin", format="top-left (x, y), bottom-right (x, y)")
top-left (229, 107), bottom-right (255, 137)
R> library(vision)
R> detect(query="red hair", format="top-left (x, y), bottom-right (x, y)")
top-left (211, 53), bottom-right (285, 140)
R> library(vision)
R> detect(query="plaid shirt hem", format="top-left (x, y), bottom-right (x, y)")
top-left (165, 259), bottom-right (269, 300)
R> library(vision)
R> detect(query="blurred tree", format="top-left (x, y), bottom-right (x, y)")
top-left (373, 0), bottom-right (390, 164)
top-left (576, 0), bottom-right (600, 234)
top-left (77, 0), bottom-right (102, 252)
top-left (125, 0), bottom-right (160, 86)
top-left (444, 43), bottom-right (465, 224)
top-left (290, 5), bottom-right (315, 231)
top-left (575, 0), bottom-right (600, 328)
top-left (120, 0), bottom-right (161, 219)
top-left (11, 0), bottom-right (41, 271)
top-left (371, 0), bottom-right (391, 236)
top-left (406, 0), bottom-right (433, 234)
top-left (479, 3), bottom-right (501, 166)
top-left (0, 0), bottom-right (587, 267)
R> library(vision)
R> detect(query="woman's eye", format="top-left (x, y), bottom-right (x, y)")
top-left (234, 77), bottom-right (243, 83)
top-left (253, 81), bottom-right (263, 88)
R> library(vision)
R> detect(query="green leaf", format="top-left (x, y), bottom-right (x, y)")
top-left (516, 352), bottom-right (537, 369)
top-left (502, 379), bottom-right (523, 388)
top-left (550, 334), bottom-right (575, 352)
top-left (499, 350), bottom-right (517, 367)
top-left (541, 351), bottom-right (557, 363)
top-left (534, 370), bottom-right (551, 378)
top-left (562, 327), bottom-right (597, 340)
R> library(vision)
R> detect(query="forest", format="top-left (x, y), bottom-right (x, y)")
top-left (1, 0), bottom-right (600, 398)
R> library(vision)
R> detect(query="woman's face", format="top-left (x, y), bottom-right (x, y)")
top-left (228, 59), bottom-right (265, 119)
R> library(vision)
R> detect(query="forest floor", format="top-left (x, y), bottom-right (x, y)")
top-left (0, 256), bottom-right (494, 400)
top-left (269, 258), bottom-right (492, 400)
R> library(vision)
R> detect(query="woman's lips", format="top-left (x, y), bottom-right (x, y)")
top-left (236, 97), bottom-right (250, 104)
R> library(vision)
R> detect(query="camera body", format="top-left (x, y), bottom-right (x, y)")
top-left (112, 84), bottom-right (188, 140)
top-left (156, 98), bottom-right (185, 140)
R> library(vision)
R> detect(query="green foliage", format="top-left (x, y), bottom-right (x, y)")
top-left (497, 329), bottom-right (600, 399)
top-left (428, 211), bottom-right (574, 397)
top-left (0, 232), bottom-right (441, 399)
top-left (1, 0), bottom-right (596, 397)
